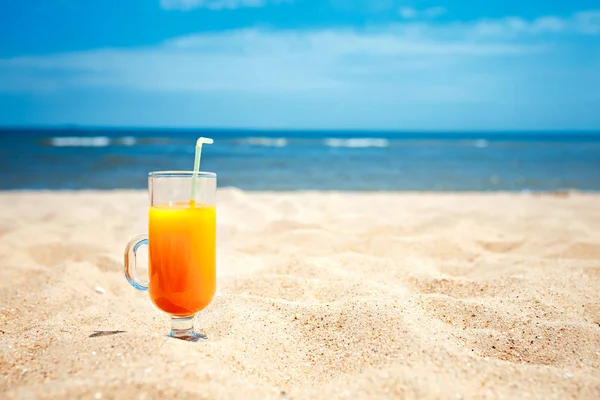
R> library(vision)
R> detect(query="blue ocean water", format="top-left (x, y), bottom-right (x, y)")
top-left (1, 128), bottom-right (600, 191)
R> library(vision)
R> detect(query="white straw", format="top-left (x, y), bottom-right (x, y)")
top-left (190, 137), bottom-right (214, 204)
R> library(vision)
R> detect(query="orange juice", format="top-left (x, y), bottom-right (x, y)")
top-left (148, 202), bottom-right (216, 317)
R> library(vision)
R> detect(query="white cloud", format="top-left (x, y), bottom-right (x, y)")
top-left (160, 0), bottom-right (286, 11)
top-left (399, 6), bottom-right (446, 20)
top-left (0, 26), bottom-right (541, 94)
top-left (472, 10), bottom-right (600, 36)
top-left (531, 16), bottom-right (567, 33)
top-left (399, 7), bottom-right (417, 19)
top-left (395, 8), bottom-right (599, 36)
top-left (1, 9), bottom-right (598, 98)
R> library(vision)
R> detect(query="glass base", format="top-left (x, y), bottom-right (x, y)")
top-left (169, 315), bottom-right (207, 342)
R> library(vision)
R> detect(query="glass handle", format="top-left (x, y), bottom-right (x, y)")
top-left (124, 234), bottom-right (149, 291)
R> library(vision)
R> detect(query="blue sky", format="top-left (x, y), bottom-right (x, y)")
top-left (0, 0), bottom-right (599, 130)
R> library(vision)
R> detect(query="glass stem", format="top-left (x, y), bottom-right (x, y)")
top-left (169, 315), bottom-right (206, 342)
top-left (171, 316), bottom-right (194, 335)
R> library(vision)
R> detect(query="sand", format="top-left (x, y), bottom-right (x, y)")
top-left (1, 189), bottom-right (599, 399)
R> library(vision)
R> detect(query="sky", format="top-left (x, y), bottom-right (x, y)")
top-left (0, 0), bottom-right (599, 130)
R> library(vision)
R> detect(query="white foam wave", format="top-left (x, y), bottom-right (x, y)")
top-left (475, 139), bottom-right (489, 148)
top-left (325, 138), bottom-right (389, 148)
top-left (49, 136), bottom-right (138, 147)
top-left (118, 136), bottom-right (136, 146)
top-left (242, 137), bottom-right (288, 147)
top-left (50, 136), bottom-right (110, 147)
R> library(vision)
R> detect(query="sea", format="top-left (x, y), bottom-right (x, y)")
top-left (2, 128), bottom-right (600, 191)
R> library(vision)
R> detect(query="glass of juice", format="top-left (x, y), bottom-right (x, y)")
top-left (124, 171), bottom-right (217, 341)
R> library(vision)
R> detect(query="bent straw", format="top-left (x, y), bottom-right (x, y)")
top-left (190, 137), bottom-right (214, 206)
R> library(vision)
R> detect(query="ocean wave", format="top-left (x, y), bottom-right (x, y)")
top-left (50, 136), bottom-right (110, 147)
top-left (240, 137), bottom-right (288, 147)
top-left (49, 136), bottom-right (139, 147)
top-left (116, 136), bottom-right (136, 146)
top-left (324, 138), bottom-right (389, 148)
top-left (474, 139), bottom-right (489, 148)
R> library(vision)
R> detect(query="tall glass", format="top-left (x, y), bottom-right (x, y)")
top-left (124, 171), bottom-right (217, 341)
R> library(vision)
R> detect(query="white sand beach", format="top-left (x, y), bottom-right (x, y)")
top-left (1, 189), bottom-right (599, 399)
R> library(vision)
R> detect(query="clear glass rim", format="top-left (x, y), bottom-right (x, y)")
top-left (148, 171), bottom-right (216, 179)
